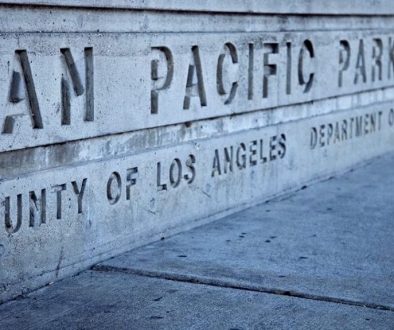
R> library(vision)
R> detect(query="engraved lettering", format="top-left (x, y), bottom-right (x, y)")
top-left (248, 43), bottom-right (254, 100)
top-left (333, 122), bottom-right (340, 143)
top-left (298, 40), bottom-right (315, 93)
top-left (319, 125), bottom-right (326, 147)
top-left (355, 116), bottom-right (363, 136)
top-left (259, 139), bottom-right (267, 163)
top-left (2, 50), bottom-right (43, 134)
top-left (338, 40), bottom-right (351, 87)
top-left (224, 147), bottom-right (234, 174)
top-left (326, 123), bottom-right (334, 145)
top-left (212, 149), bottom-right (221, 177)
top-left (388, 37), bottom-right (394, 80)
top-left (217, 43), bottom-right (239, 105)
top-left (126, 167), bottom-right (138, 200)
top-left (236, 143), bottom-right (247, 169)
top-left (286, 42), bottom-right (292, 95)
top-left (107, 172), bottom-right (121, 205)
top-left (9, 71), bottom-right (24, 103)
top-left (212, 135), bottom-right (287, 177)
top-left (157, 162), bottom-right (167, 191)
top-left (310, 110), bottom-right (383, 150)
top-left (29, 189), bottom-right (46, 227)
top-left (52, 184), bottom-right (66, 220)
top-left (310, 127), bottom-right (318, 149)
top-left (372, 38), bottom-right (383, 82)
top-left (184, 154), bottom-right (196, 183)
top-left (389, 109), bottom-right (394, 126)
top-left (71, 178), bottom-right (87, 214)
top-left (341, 120), bottom-right (348, 141)
top-left (269, 136), bottom-right (277, 161)
top-left (354, 39), bottom-right (367, 84)
top-left (278, 134), bottom-right (287, 159)
top-left (60, 47), bottom-right (94, 124)
top-left (4, 195), bottom-right (22, 234)
top-left (151, 46), bottom-right (174, 114)
top-left (249, 140), bottom-right (258, 166)
top-left (183, 46), bottom-right (207, 110)
top-left (263, 43), bottom-right (279, 98)
top-left (169, 158), bottom-right (182, 188)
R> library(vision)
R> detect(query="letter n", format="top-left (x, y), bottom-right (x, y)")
top-left (60, 47), bottom-right (94, 125)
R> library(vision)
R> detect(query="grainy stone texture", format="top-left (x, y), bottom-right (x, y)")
top-left (0, 30), bottom-right (392, 152)
top-left (2, 103), bottom-right (394, 303)
top-left (0, 155), bottom-right (393, 329)
top-left (98, 153), bottom-right (394, 310)
top-left (1, 0), bottom-right (394, 303)
top-left (1, 271), bottom-right (394, 330)
top-left (6, 0), bottom-right (394, 15)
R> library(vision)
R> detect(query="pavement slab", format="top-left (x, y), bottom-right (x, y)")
top-left (97, 153), bottom-right (394, 310)
top-left (0, 270), bottom-right (393, 330)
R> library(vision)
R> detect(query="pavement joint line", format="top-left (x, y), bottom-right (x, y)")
top-left (92, 264), bottom-right (394, 313)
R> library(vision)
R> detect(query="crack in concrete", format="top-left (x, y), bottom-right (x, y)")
top-left (92, 264), bottom-right (394, 313)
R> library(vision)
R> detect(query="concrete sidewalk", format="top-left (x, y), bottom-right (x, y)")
top-left (1, 154), bottom-right (394, 329)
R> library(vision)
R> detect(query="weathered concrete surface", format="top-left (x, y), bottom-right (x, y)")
top-left (0, 3), bottom-right (393, 152)
top-left (97, 153), bottom-right (394, 310)
top-left (0, 8), bottom-right (393, 33)
top-left (1, 90), bottom-right (391, 179)
top-left (2, 103), bottom-right (394, 303)
top-left (0, 30), bottom-right (393, 152)
top-left (1, 155), bottom-right (394, 329)
top-left (1, 272), bottom-right (394, 330)
top-left (1, 0), bottom-right (394, 305)
top-left (6, 0), bottom-right (394, 15)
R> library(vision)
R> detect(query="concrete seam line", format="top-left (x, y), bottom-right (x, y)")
top-left (92, 265), bottom-right (394, 313)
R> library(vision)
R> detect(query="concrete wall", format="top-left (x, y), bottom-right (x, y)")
top-left (1, 1), bottom-right (394, 303)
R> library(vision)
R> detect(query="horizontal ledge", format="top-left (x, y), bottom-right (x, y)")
top-left (2, 0), bottom-right (394, 16)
